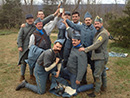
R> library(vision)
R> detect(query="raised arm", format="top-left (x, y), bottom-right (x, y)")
top-left (42, 9), bottom-right (59, 27)
top-left (43, 16), bottom-right (59, 36)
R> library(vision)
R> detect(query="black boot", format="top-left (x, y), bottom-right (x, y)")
top-left (87, 92), bottom-right (101, 97)
top-left (16, 80), bottom-right (28, 91)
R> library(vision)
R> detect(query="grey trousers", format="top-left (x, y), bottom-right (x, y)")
top-left (94, 58), bottom-right (108, 93)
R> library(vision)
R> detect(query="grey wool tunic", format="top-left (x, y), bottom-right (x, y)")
top-left (17, 23), bottom-right (36, 64)
top-left (67, 45), bottom-right (87, 82)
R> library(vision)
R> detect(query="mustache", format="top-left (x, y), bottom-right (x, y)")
top-left (95, 26), bottom-right (100, 28)
top-left (53, 49), bottom-right (60, 52)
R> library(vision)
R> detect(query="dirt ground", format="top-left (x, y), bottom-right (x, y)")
top-left (0, 33), bottom-right (130, 98)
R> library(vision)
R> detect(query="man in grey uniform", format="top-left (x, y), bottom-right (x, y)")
top-left (61, 32), bottom-right (88, 90)
top-left (17, 14), bottom-right (36, 81)
top-left (16, 39), bottom-right (64, 94)
top-left (79, 16), bottom-right (109, 97)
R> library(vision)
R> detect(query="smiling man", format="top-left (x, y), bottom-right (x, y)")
top-left (17, 14), bottom-right (36, 81)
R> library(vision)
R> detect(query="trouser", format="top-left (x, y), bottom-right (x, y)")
top-left (94, 58), bottom-right (108, 93)
top-left (25, 63), bottom-right (56, 94)
top-left (61, 68), bottom-right (93, 92)
top-left (21, 63), bottom-right (34, 76)
top-left (63, 39), bottom-right (72, 67)
top-left (87, 52), bottom-right (95, 81)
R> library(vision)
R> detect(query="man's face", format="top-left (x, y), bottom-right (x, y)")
top-left (37, 11), bottom-right (45, 20)
top-left (72, 14), bottom-right (80, 23)
top-left (65, 14), bottom-right (71, 20)
top-left (94, 21), bottom-right (102, 30)
top-left (35, 22), bottom-right (43, 30)
top-left (53, 42), bottom-right (62, 53)
top-left (72, 39), bottom-right (81, 46)
top-left (26, 18), bottom-right (34, 25)
top-left (84, 17), bottom-right (92, 26)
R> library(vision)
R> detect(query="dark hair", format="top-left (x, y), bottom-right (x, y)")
top-left (72, 11), bottom-right (80, 16)
top-left (37, 10), bottom-right (44, 15)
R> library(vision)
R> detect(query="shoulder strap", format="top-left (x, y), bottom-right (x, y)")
top-left (23, 26), bottom-right (34, 41)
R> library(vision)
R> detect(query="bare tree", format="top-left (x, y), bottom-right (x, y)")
top-left (72, 0), bottom-right (81, 12)
top-left (23, 0), bottom-right (34, 14)
top-left (2, 0), bottom-right (5, 5)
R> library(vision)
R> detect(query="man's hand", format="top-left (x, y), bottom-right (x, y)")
top-left (18, 47), bottom-right (23, 51)
top-left (54, 8), bottom-right (60, 16)
top-left (56, 58), bottom-right (60, 64)
top-left (55, 70), bottom-right (60, 78)
top-left (78, 47), bottom-right (85, 52)
top-left (21, 23), bottom-right (26, 28)
top-left (61, 12), bottom-right (66, 20)
top-left (76, 80), bottom-right (80, 85)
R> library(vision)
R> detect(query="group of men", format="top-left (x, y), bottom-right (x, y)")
top-left (16, 7), bottom-right (109, 97)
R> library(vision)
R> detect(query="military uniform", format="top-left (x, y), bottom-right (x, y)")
top-left (66, 18), bottom-right (96, 81)
top-left (17, 23), bottom-right (36, 76)
top-left (21, 49), bottom-right (59, 94)
top-left (63, 21), bottom-right (82, 67)
top-left (15, 39), bottom-right (65, 94)
top-left (84, 27), bottom-right (109, 93)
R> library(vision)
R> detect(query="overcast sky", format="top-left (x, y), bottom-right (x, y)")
top-left (0, 0), bottom-right (126, 5)
top-left (28, 0), bottom-right (126, 4)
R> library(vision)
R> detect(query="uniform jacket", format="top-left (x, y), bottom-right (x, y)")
top-left (85, 27), bottom-right (109, 60)
top-left (17, 23), bottom-right (36, 64)
top-left (66, 19), bottom-right (97, 47)
top-left (67, 45), bottom-right (87, 82)
top-left (37, 49), bottom-right (56, 67)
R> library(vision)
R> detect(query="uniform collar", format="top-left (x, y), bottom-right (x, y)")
top-left (36, 28), bottom-right (44, 35)
top-left (83, 24), bottom-right (93, 30)
top-left (73, 43), bottom-right (82, 48)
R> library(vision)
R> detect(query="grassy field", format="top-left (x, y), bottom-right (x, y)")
top-left (0, 32), bottom-right (130, 98)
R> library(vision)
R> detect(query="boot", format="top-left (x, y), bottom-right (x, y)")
top-left (20, 75), bottom-right (25, 82)
top-left (87, 91), bottom-right (101, 97)
top-left (16, 80), bottom-right (28, 91)
top-left (101, 86), bottom-right (107, 92)
top-left (30, 75), bottom-right (35, 81)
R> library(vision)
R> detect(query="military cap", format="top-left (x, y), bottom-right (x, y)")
top-left (34, 18), bottom-right (42, 25)
top-left (54, 39), bottom-right (65, 45)
top-left (26, 14), bottom-right (33, 19)
top-left (72, 32), bottom-right (81, 40)
top-left (84, 11), bottom-right (92, 19)
top-left (64, 11), bottom-right (71, 16)
top-left (94, 16), bottom-right (103, 23)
